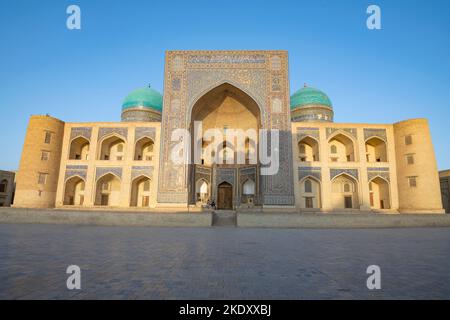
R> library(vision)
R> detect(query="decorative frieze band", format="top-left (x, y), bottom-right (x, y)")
top-left (297, 127), bottom-right (320, 142)
top-left (215, 168), bottom-right (236, 186)
top-left (65, 165), bottom-right (88, 181)
top-left (98, 128), bottom-right (128, 141)
top-left (187, 54), bottom-right (266, 65)
top-left (135, 127), bottom-right (156, 143)
top-left (194, 165), bottom-right (212, 184)
top-left (326, 128), bottom-right (357, 140)
top-left (367, 167), bottom-right (390, 182)
top-left (364, 128), bottom-right (387, 141)
top-left (298, 167), bottom-right (322, 181)
top-left (239, 166), bottom-right (257, 184)
top-left (70, 127), bottom-right (92, 141)
top-left (95, 167), bottom-right (123, 180)
top-left (131, 166), bottom-right (154, 181)
top-left (330, 168), bottom-right (359, 181)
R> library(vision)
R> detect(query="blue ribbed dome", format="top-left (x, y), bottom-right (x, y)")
top-left (290, 86), bottom-right (332, 109)
top-left (122, 87), bottom-right (163, 112)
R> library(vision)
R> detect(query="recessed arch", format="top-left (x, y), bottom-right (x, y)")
top-left (299, 175), bottom-right (322, 209)
top-left (191, 83), bottom-right (261, 167)
top-left (188, 81), bottom-right (263, 124)
top-left (328, 132), bottom-right (357, 162)
top-left (69, 136), bottom-right (90, 160)
top-left (95, 173), bottom-right (122, 206)
top-left (242, 179), bottom-right (256, 195)
top-left (195, 179), bottom-right (210, 205)
top-left (98, 134), bottom-right (126, 161)
top-left (298, 136), bottom-right (319, 162)
top-left (130, 175), bottom-right (151, 207)
top-left (134, 136), bottom-right (155, 161)
top-left (331, 173), bottom-right (359, 209)
top-left (365, 136), bottom-right (387, 162)
top-left (369, 176), bottom-right (391, 209)
top-left (240, 178), bottom-right (256, 206)
top-left (63, 176), bottom-right (85, 206)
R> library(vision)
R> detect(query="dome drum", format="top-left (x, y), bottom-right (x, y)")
top-left (121, 108), bottom-right (162, 122)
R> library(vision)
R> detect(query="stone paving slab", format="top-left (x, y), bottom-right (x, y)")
top-left (0, 223), bottom-right (450, 299)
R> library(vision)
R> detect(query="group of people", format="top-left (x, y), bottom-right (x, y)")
top-left (206, 199), bottom-right (216, 210)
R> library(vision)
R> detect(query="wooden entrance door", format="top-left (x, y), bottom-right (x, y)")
top-left (142, 196), bottom-right (149, 207)
top-left (217, 182), bottom-right (233, 210)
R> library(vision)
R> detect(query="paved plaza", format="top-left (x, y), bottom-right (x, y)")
top-left (0, 223), bottom-right (450, 299)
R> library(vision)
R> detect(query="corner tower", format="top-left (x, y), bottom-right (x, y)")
top-left (14, 115), bottom-right (65, 208)
top-left (393, 119), bottom-right (444, 213)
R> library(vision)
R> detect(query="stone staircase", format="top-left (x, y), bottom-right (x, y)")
top-left (212, 210), bottom-right (237, 227)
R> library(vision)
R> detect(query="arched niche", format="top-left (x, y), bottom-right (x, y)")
top-left (365, 137), bottom-right (387, 162)
top-left (95, 173), bottom-right (121, 206)
top-left (69, 136), bottom-right (90, 160)
top-left (298, 136), bottom-right (319, 162)
top-left (300, 176), bottom-right (321, 209)
top-left (130, 175), bottom-right (151, 207)
top-left (134, 137), bottom-right (154, 161)
top-left (63, 176), bottom-right (85, 205)
top-left (331, 174), bottom-right (359, 209)
top-left (328, 133), bottom-right (356, 162)
top-left (98, 135), bottom-right (126, 161)
top-left (369, 176), bottom-right (391, 209)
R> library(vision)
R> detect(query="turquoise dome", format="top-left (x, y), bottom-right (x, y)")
top-left (290, 86), bottom-right (332, 109)
top-left (122, 87), bottom-right (163, 112)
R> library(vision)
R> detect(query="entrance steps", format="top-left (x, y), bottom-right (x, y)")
top-left (212, 210), bottom-right (237, 227)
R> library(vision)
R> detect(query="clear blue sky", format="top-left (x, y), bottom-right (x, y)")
top-left (0, 0), bottom-right (449, 171)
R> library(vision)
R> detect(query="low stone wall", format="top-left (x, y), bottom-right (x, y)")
top-left (237, 212), bottom-right (450, 228)
top-left (1, 208), bottom-right (450, 229)
top-left (0, 208), bottom-right (212, 228)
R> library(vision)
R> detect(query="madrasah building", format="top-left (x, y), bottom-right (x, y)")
top-left (13, 50), bottom-right (444, 213)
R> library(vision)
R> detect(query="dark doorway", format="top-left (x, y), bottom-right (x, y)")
top-left (344, 196), bottom-right (353, 209)
top-left (217, 182), bottom-right (233, 210)
top-left (101, 195), bottom-right (109, 206)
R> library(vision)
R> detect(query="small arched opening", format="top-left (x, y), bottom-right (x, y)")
top-left (328, 133), bottom-right (356, 162)
top-left (241, 179), bottom-right (256, 206)
top-left (365, 137), bottom-right (387, 162)
top-left (300, 177), bottom-right (321, 209)
top-left (95, 173), bottom-right (121, 206)
top-left (63, 176), bottom-right (85, 206)
top-left (69, 137), bottom-right (90, 160)
top-left (98, 135), bottom-right (126, 161)
top-left (369, 177), bottom-right (391, 209)
top-left (331, 174), bottom-right (359, 209)
top-left (298, 136), bottom-right (319, 162)
top-left (134, 137), bottom-right (154, 161)
top-left (195, 179), bottom-right (210, 205)
top-left (130, 175), bottom-right (151, 207)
